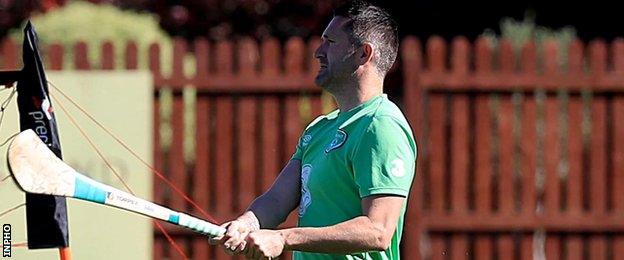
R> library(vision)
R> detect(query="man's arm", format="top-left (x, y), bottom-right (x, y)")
top-left (243, 159), bottom-right (302, 228)
top-left (244, 194), bottom-right (405, 257)
top-left (218, 159), bottom-right (301, 253)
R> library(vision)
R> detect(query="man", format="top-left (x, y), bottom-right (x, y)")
top-left (213, 1), bottom-right (416, 259)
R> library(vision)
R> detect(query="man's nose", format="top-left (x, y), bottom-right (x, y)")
top-left (314, 44), bottom-right (325, 59)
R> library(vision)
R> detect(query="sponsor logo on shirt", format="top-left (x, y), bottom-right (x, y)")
top-left (325, 129), bottom-right (347, 153)
top-left (299, 164), bottom-right (313, 217)
top-left (390, 159), bottom-right (406, 177)
top-left (302, 134), bottom-right (312, 147)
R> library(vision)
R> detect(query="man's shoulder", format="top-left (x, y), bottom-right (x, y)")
top-left (374, 97), bottom-right (408, 121)
top-left (360, 97), bottom-right (411, 130)
top-left (304, 109), bottom-right (340, 130)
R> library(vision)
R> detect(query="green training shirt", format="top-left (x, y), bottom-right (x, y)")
top-left (291, 94), bottom-right (417, 260)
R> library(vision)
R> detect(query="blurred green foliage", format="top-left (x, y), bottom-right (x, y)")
top-left (9, 1), bottom-right (172, 70)
top-left (482, 11), bottom-right (577, 68)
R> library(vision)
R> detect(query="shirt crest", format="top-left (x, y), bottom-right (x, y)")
top-left (325, 129), bottom-right (347, 153)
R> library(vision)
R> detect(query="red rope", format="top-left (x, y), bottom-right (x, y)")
top-left (154, 221), bottom-right (188, 259)
top-left (0, 203), bottom-right (25, 219)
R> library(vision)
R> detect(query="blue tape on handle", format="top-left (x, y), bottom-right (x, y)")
top-left (168, 213), bottom-right (180, 224)
top-left (74, 175), bottom-right (107, 204)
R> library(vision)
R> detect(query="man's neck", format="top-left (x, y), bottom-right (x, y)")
top-left (333, 75), bottom-right (384, 112)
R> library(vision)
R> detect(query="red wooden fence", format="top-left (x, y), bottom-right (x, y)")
top-left (402, 36), bottom-right (624, 260)
top-left (2, 35), bottom-right (624, 259)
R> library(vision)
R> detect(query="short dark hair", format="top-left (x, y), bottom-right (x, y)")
top-left (334, 0), bottom-right (398, 76)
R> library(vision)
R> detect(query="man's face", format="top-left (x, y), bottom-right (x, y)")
top-left (314, 16), bottom-right (360, 90)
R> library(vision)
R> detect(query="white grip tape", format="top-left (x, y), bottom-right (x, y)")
top-left (178, 213), bottom-right (226, 237)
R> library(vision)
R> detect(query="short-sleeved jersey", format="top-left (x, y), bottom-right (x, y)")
top-left (291, 94), bottom-right (417, 260)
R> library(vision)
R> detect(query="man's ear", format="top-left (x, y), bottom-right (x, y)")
top-left (359, 42), bottom-right (374, 66)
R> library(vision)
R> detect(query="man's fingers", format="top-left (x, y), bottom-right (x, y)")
top-left (233, 240), bottom-right (247, 254)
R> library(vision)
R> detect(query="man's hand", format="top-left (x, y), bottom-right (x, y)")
top-left (244, 229), bottom-right (285, 259)
top-left (209, 219), bottom-right (258, 255)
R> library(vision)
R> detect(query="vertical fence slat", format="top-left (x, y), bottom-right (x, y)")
top-left (194, 98), bottom-right (210, 213)
top-left (589, 234), bottom-right (607, 260)
top-left (520, 234), bottom-right (533, 260)
top-left (449, 47), bottom-right (467, 250)
top-left (192, 240), bottom-right (209, 260)
top-left (172, 39), bottom-right (187, 88)
top-left (474, 38), bottom-right (492, 259)
top-left (153, 94), bottom-right (164, 206)
top-left (74, 41), bottom-right (90, 70)
top-left (521, 42), bottom-right (537, 75)
top-left (451, 96), bottom-right (469, 213)
top-left (154, 237), bottom-right (165, 260)
top-left (544, 97), bottom-right (561, 215)
top-left (590, 97), bottom-right (608, 260)
top-left (567, 97), bottom-right (584, 214)
top-left (1, 39), bottom-right (18, 69)
top-left (450, 87), bottom-right (469, 260)
top-left (614, 98), bottom-right (624, 213)
top-left (546, 235), bottom-right (561, 260)
top-left (284, 96), bottom-right (302, 166)
top-left (428, 94), bottom-right (446, 260)
top-left (194, 96), bottom-right (212, 259)
top-left (261, 97), bottom-right (280, 192)
top-left (149, 43), bottom-right (162, 84)
top-left (194, 38), bottom-right (210, 81)
top-left (239, 38), bottom-right (258, 77)
top-left (613, 38), bottom-right (624, 73)
top-left (170, 97), bottom-right (186, 210)
top-left (428, 37), bottom-right (446, 73)
top-left (101, 41), bottom-right (114, 70)
top-left (48, 43), bottom-right (64, 70)
top-left (590, 97), bottom-right (607, 213)
top-left (451, 234), bottom-right (468, 260)
top-left (451, 37), bottom-right (469, 76)
top-left (215, 98), bottom-right (234, 215)
top-left (153, 94), bottom-right (164, 260)
top-left (214, 97), bottom-right (234, 260)
top-left (430, 234), bottom-right (447, 260)
top-left (589, 40), bottom-right (607, 80)
top-left (261, 38), bottom-right (280, 77)
top-left (125, 41), bottom-right (138, 70)
top-left (521, 97), bottom-right (537, 215)
top-left (612, 42), bottom-right (624, 219)
top-left (615, 236), bottom-right (624, 260)
top-left (285, 38), bottom-right (304, 76)
top-left (565, 236), bottom-right (582, 260)
top-left (474, 235), bottom-right (492, 260)
top-left (497, 235), bottom-right (514, 260)
top-left (498, 96), bottom-right (514, 215)
top-left (499, 40), bottom-right (515, 73)
top-left (216, 41), bottom-right (233, 76)
top-left (544, 41), bottom-right (559, 75)
top-left (401, 37), bottom-right (424, 260)
top-left (475, 37), bottom-right (491, 73)
top-left (429, 95), bottom-right (446, 213)
top-left (237, 97), bottom-right (257, 211)
top-left (568, 40), bottom-right (584, 76)
top-left (474, 38), bottom-right (492, 213)
top-left (402, 37), bottom-right (423, 144)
